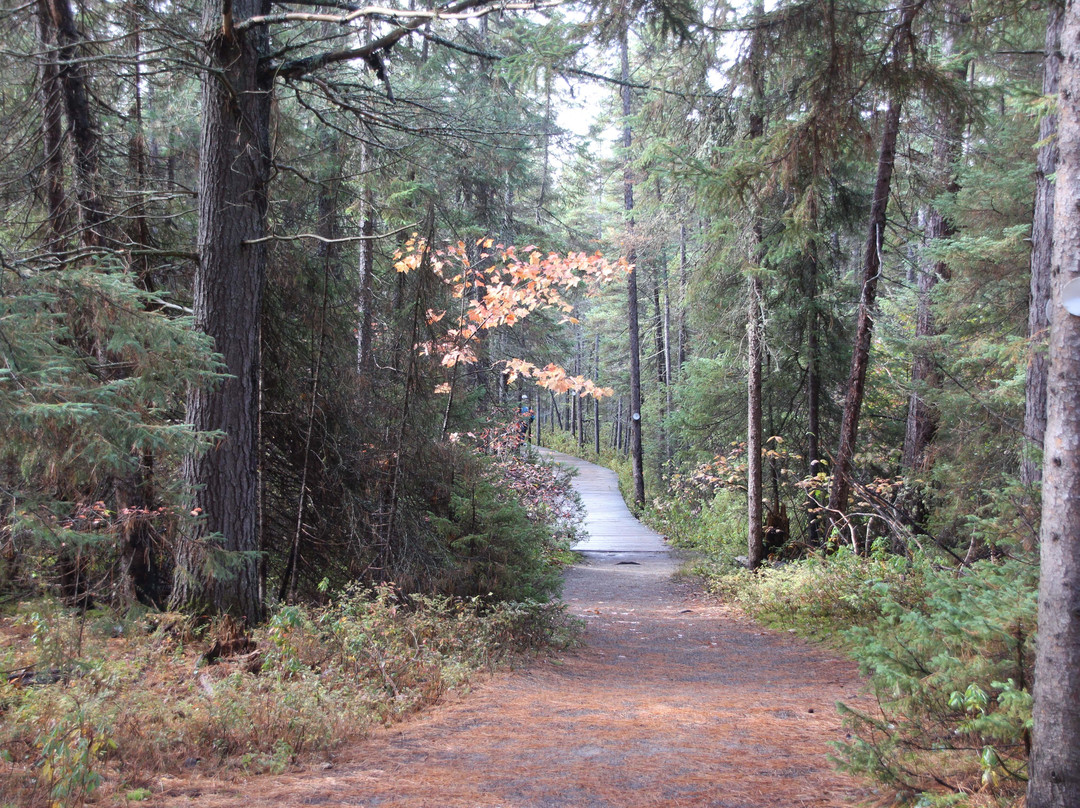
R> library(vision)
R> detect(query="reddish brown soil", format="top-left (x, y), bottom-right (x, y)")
top-left (157, 553), bottom-right (873, 807)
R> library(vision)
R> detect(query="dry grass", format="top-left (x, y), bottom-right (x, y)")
top-left (0, 591), bottom-right (572, 807)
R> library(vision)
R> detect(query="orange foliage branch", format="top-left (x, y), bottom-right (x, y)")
top-left (394, 235), bottom-right (629, 397)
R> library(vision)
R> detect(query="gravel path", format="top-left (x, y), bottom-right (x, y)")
top-left (159, 451), bottom-right (871, 807)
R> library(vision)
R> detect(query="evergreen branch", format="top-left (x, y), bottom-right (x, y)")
top-left (420, 30), bottom-right (725, 101)
top-left (933, 357), bottom-right (1025, 438)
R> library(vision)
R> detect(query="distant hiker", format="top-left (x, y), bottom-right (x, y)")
top-left (519, 394), bottom-right (535, 441)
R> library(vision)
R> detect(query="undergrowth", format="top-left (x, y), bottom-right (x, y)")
top-left (0, 588), bottom-right (579, 807)
top-left (703, 547), bottom-right (1036, 807)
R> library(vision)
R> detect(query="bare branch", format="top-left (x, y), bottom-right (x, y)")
top-left (242, 222), bottom-right (417, 245)
top-left (263, 0), bottom-right (561, 79)
top-left (239, 0), bottom-right (560, 31)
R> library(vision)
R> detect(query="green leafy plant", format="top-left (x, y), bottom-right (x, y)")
top-left (38, 696), bottom-right (114, 808)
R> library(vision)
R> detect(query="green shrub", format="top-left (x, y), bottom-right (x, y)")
top-left (710, 548), bottom-right (1036, 803)
top-left (430, 455), bottom-right (562, 601)
top-left (648, 489), bottom-right (746, 561)
top-left (833, 558), bottom-right (1036, 800)
top-left (708, 543), bottom-right (931, 635)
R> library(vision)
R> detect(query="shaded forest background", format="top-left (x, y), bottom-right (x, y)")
top-left (0, 0), bottom-right (1074, 804)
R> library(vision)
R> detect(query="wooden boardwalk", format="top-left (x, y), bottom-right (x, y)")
top-left (537, 448), bottom-right (670, 554)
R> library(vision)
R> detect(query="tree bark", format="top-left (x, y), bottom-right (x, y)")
top-left (356, 139), bottom-right (376, 379)
top-left (622, 26), bottom-right (646, 509)
top-left (536, 388), bottom-right (542, 447)
top-left (746, 0), bottom-right (766, 570)
top-left (662, 258), bottom-right (673, 464)
top-left (536, 70), bottom-right (552, 226)
top-left (748, 271), bottom-right (765, 568)
top-left (1023, 0), bottom-right (1064, 488)
top-left (805, 242), bottom-right (822, 545)
top-left (126, 0), bottom-right (154, 286)
top-left (1028, 4), bottom-right (1080, 801)
top-left (172, 0), bottom-right (272, 623)
top-left (678, 221), bottom-right (689, 371)
top-left (47, 0), bottom-right (106, 248)
top-left (827, 0), bottom-right (918, 528)
top-left (594, 332), bottom-right (601, 456)
top-left (35, 0), bottom-right (69, 248)
top-left (652, 265), bottom-right (667, 478)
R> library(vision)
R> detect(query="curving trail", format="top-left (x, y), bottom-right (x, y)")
top-left (160, 450), bottom-right (870, 807)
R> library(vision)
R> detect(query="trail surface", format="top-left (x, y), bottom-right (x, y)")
top-left (161, 450), bottom-right (871, 807)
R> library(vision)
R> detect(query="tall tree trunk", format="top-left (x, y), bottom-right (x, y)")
top-left (621, 26), bottom-right (646, 509)
top-left (536, 389), bottom-right (542, 447)
top-left (47, 0), bottom-right (106, 248)
top-left (805, 241), bottom-right (822, 545)
top-left (617, 397), bottom-right (626, 453)
top-left (662, 258), bottom-right (674, 464)
top-left (1023, 0), bottom-right (1064, 489)
top-left (117, 1), bottom-right (162, 606)
top-left (594, 333), bottom-right (601, 456)
top-left (356, 141), bottom-right (376, 378)
top-left (746, 0), bottom-right (766, 570)
top-left (652, 265), bottom-right (667, 478)
top-left (172, 0), bottom-right (272, 622)
top-left (902, 18), bottom-right (967, 471)
top-left (748, 271), bottom-right (765, 568)
top-left (355, 20), bottom-right (377, 381)
top-left (127, 0), bottom-right (152, 284)
top-left (827, 0), bottom-right (918, 529)
top-left (1028, 4), bottom-right (1080, 800)
top-left (35, 0), bottom-right (68, 248)
top-left (536, 70), bottom-right (552, 226)
top-left (678, 221), bottom-right (689, 371)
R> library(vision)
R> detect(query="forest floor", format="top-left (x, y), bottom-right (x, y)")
top-left (157, 451), bottom-right (874, 807)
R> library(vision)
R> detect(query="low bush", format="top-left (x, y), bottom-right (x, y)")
top-left (707, 542), bottom-right (932, 635)
top-left (834, 558), bottom-right (1036, 804)
top-left (0, 588), bottom-right (579, 807)
top-left (429, 448), bottom-right (582, 601)
top-left (647, 489), bottom-right (747, 561)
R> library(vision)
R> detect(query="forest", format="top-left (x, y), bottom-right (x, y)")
top-left (0, 0), bottom-right (1077, 804)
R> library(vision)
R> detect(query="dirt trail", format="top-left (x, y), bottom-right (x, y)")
top-left (159, 452), bottom-right (872, 807)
